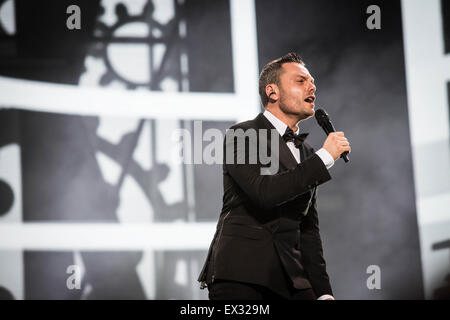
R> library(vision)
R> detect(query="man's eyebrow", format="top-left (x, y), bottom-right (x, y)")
top-left (296, 74), bottom-right (315, 83)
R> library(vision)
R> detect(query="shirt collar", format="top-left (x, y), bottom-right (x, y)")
top-left (263, 109), bottom-right (301, 136)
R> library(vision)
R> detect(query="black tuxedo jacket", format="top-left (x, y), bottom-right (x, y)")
top-left (198, 112), bottom-right (333, 298)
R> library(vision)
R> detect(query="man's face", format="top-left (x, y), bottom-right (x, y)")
top-left (277, 62), bottom-right (316, 120)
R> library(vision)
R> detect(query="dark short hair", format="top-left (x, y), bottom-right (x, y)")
top-left (258, 52), bottom-right (305, 107)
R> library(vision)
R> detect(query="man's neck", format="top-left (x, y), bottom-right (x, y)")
top-left (265, 106), bottom-right (302, 132)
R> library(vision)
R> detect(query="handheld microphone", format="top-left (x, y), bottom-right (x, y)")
top-left (314, 108), bottom-right (349, 163)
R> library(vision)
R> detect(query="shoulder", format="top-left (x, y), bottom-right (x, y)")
top-left (228, 115), bottom-right (260, 131)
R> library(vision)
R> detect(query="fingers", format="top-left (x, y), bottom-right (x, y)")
top-left (332, 132), bottom-right (350, 146)
top-left (323, 131), bottom-right (351, 159)
top-left (339, 137), bottom-right (351, 153)
top-left (330, 132), bottom-right (346, 140)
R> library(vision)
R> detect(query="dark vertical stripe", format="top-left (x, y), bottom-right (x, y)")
top-left (442, 0), bottom-right (450, 53)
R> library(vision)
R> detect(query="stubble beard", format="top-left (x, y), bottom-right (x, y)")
top-left (279, 95), bottom-right (311, 122)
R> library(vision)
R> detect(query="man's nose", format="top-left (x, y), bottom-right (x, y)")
top-left (309, 81), bottom-right (316, 93)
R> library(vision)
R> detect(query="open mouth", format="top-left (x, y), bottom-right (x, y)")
top-left (304, 96), bottom-right (315, 104)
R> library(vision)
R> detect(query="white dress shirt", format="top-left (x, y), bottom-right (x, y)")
top-left (263, 110), bottom-right (334, 169)
top-left (263, 109), bottom-right (335, 301)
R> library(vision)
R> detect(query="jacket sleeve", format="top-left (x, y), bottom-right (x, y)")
top-left (300, 187), bottom-right (333, 297)
top-left (224, 128), bottom-right (332, 211)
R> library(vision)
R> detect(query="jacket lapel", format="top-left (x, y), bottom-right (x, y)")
top-left (254, 113), bottom-right (299, 170)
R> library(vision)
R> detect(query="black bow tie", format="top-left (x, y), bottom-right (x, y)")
top-left (282, 126), bottom-right (309, 148)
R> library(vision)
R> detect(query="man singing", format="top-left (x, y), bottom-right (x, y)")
top-left (198, 52), bottom-right (351, 300)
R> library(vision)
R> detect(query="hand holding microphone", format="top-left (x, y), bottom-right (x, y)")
top-left (322, 131), bottom-right (351, 162)
top-left (315, 108), bottom-right (351, 163)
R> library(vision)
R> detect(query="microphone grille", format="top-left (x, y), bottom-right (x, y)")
top-left (314, 108), bottom-right (329, 124)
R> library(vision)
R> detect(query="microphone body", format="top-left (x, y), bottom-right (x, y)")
top-left (314, 108), bottom-right (349, 163)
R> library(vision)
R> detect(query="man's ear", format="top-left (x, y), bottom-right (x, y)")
top-left (265, 84), bottom-right (279, 103)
